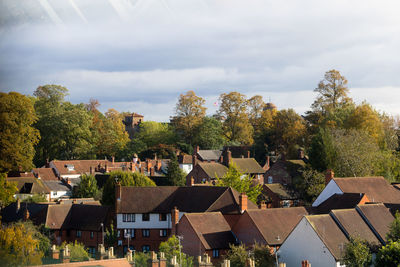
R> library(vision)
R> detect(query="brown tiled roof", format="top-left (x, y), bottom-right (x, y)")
top-left (118, 186), bottom-right (257, 214)
top-left (45, 204), bottom-right (72, 229)
top-left (42, 180), bottom-right (70, 192)
top-left (263, 184), bottom-right (298, 200)
top-left (356, 203), bottom-right (394, 242)
top-left (333, 177), bottom-right (400, 204)
top-left (306, 214), bottom-right (348, 260)
top-left (39, 258), bottom-right (132, 267)
top-left (178, 154), bottom-right (193, 164)
top-left (246, 207), bottom-right (308, 245)
top-left (7, 177), bottom-right (50, 194)
top-left (33, 168), bottom-right (58, 180)
top-left (51, 160), bottom-right (110, 175)
top-left (230, 158), bottom-right (265, 174)
top-left (330, 209), bottom-right (380, 246)
top-left (183, 212), bottom-right (237, 249)
top-left (197, 150), bottom-right (222, 161)
top-left (1, 202), bottom-right (49, 224)
top-left (313, 193), bottom-right (366, 214)
top-left (197, 162), bottom-right (228, 179)
top-left (65, 205), bottom-right (110, 231)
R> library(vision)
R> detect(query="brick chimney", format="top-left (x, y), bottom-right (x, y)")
top-left (105, 163), bottom-right (109, 173)
top-left (23, 206), bottom-right (30, 220)
top-left (219, 155), bottom-right (224, 164)
top-left (147, 160), bottom-right (152, 170)
top-left (171, 207), bottom-right (179, 235)
top-left (325, 169), bottom-right (334, 185)
top-left (156, 160), bottom-right (162, 171)
top-left (258, 200), bottom-right (267, 210)
top-left (224, 150), bottom-right (232, 167)
top-left (112, 156), bottom-right (115, 164)
top-left (192, 154), bottom-right (197, 166)
top-left (247, 150), bottom-right (251, 158)
top-left (190, 177), bottom-right (194, 186)
top-left (115, 182), bottom-right (122, 213)
top-left (302, 260), bottom-right (311, 267)
top-left (239, 193), bottom-right (248, 213)
top-left (263, 156), bottom-right (270, 171)
top-left (150, 167), bottom-right (155, 177)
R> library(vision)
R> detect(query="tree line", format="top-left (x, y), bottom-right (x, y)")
top-left (1, 70), bottom-right (400, 187)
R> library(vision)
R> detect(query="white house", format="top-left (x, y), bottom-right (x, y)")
top-left (278, 215), bottom-right (347, 267)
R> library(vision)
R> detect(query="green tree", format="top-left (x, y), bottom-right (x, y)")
top-left (193, 116), bottom-right (225, 150)
top-left (293, 168), bottom-right (325, 204)
top-left (375, 241), bottom-right (400, 267)
top-left (16, 221), bottom-right (51, 257)
top-left (135, 121), bottom-right (176, 148)
top-left (217, 92), bottom-right (253, 145)
top-left (104, 222), bottom-right (118, 248)
top-left (0, 223), bottom-right (43, 266)
top-left (159, 235), bottom-right (193, 267)
top-left (73, 174), bottom-right (100, 199)
top-left (172, 91), bottom-right (207, 145)
top-left (101, 171), bottom-right (155, 205)
top-left (215, 163), bottom-right (262, 203)
top-left (387, 212), bottom-right (400, 242)
top-left (0, 173), bottom-right (18, 208)
top-left (224, 244), bottom-right (248, 267)
top-left (247, 95), bottom-right (266, 134)
top-left (166, 154), bottom-right (186, 185)
top-left (34, 85), bottom-right (93, 166)
top-left (341, 237), bottom-right (372, 267)
top-left (311, 69), bottom-right (352, 113)
top-left (24, 194), bottom-right (48, 203)
top-left (133, 252), bottom-right (151, 266)
top-left (253, 243), bottom-right (275, 267)
top-left (67, 241), bottom-right (90, 262)
top-left (0, 92), bottom-right (40, 172)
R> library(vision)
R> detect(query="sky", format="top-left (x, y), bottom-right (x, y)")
top-left (1, 0), bottom-right (400, 122)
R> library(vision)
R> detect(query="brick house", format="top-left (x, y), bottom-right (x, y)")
top-left (262, 184), bottom-right (301, 208)
top-left (114, 185), bottom-right (257, 254)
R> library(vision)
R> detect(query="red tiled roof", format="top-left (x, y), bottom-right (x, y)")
top-left (51, 160), bottom-right (110, 175)
top-left (33, 168), bottom-right (58, 180)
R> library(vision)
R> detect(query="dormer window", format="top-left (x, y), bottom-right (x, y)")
top-left (65, 164), bottom-right (75, 171)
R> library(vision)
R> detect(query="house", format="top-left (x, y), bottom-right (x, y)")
top-left (262, 184), bottom-right (301, 208)
top-left (42, 180), bottom-right (72, 200)
top-left (187, 148), bottom-right (265, 185)
top-left (178, 154), bottom-right (193, 174)
top-left (7, 177), bottom-right (51, 201)
top-left (33, 167), bottom-right (58, 181)
top-left (278, 203), bottom-right (394, 267)
top-left (50, 159), bottom-right (111, 179)
top-left (312, 171), bottom-right (400, 207)
top-left (114, 185), bottom-right (257, 253)
top-left (177, 212), bottom-right (237, 265)
top-left (232, 207), bottom-right (308, 249)
top-left (263, 159), bottom-right (306, 185)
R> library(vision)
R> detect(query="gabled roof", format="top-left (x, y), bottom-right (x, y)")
top-left (33, 168), bottom-right (58, 180)
top-left (45, 204), bottom-right (73, 229)
top-left (356, 203), bottom-right (394, 242)
top-left (118, 186), bottom-right (257, 214)
top-left (197, 150), bottom-right (222, 161)
top-left (263, 184), bottom-right (298, 200)
top-left (0, 202), bottom-right (49, 224)
top-left (178, 154), bottom-right (193, 164)
top-left (306, 214), bottom-right (348, 260)
top-left (230, 158), bottom-right (265, 174)
top-left (197, 162), bottom-right (228, 179)
top-left (42, 180), bottom-right (70, 192)
top-left (7, 177), bottom-right (50, 194)
top-left (330, 209), bottom-right (380, 246)
top-left (65, 205), bottom-right (110, 231)
top-left (333, 177), bottom-right (400, 204)
top-left (51, 160), bottom-right (110, 175)
top-left (313, 193), bottom-right (367, 214)
top-left (245, 207), bottom-right (308, 245)
top-left (183, 212), bottom-right (236, 250)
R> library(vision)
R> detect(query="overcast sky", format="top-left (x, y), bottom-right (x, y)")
top-left (1, 0), bottom-right (400, 121)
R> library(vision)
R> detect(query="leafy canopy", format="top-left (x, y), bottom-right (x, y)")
top-left (0, 173), bottom-right (18, 208)
top-left (159, 235), bottom-right (193, 267)
top-left (73, 174), bottom-right (100, 199)
top-left (341, 237), bottom-right (372, 267)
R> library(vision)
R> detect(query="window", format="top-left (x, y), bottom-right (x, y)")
top-left (268, 176), bottom-right (273, 184)
top-left (123, 213), bottom-right (135, 222)
top-left (88, 247), bottom-right (96, 257)
top-left (142, 245), bottom-right (150, 253)
top-left (160, 229), bottom-right (167, 237)
top-left (117, 230), bottom-right (121, 238)
top-left (212, 249), bottom-right (219, 258)
top-left (90, 231), bottom-right (94, 239)
top-left (53, 191), bottom-right (58, 196)
top-left (76, 230), bottom-right (81, 238)
top-left (142, 213), bottom-right (150, 221)
top-left (142, 229), bottom-right (150, 237)
top-left (159, 213), bottom-right (167, 221)
top-left (124, 229), bottom-right (135, 238)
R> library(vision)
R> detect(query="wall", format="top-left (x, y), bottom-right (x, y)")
top-left (312, 180), bottom-right (342, 207)
top-left (232, 212), bottom-right (265, 246)
top-left (278, 217), bottom-right (339, 267)
top-left (179, 164), bottom-right (193, 174)
top-left (116, 212), bottom-right (184, 229)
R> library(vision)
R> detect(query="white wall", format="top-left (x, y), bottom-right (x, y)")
top-left (279, 217), bottom-right (339, 267)
top-left (312, 180), bottom-right (342, 207)
top-left (50, 190), bottom-right (70, 200)
top-left (117, 212), bottom-right (185, 229)
top-left (179, 164), bottom-right (193, 174)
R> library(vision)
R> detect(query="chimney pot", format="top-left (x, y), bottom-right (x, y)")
top-left (325, 169), bottom-right (334, 185)
top-left (247, 150), bottom-right (251, 158)
top-left (259, 201), bottom-right (267, 210)
top-left (239, 193), bottom-right (248, 213)
top-left (171, 207), bottom-right (179, 235)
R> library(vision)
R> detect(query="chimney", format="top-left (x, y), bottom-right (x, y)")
top-left (23, 206), bottom-right (30, 220)
top-left (298, 149), bottom-right (305, 159)
top-left (325, 169), bottom-right (334, 185)
top-left (140, 165), bottom-right (145, 174)
top-left (156, 160), bottom-right (162, 171)
top-left (147, 160), bottom-right (152, 170)
top-left (194, 146), bottom-right (200, 154)
top-left (192, 154), bottom-right (197, 167)
top-left (264, 156), bottom-right (270, 171)
top-left (90, 166), bottom-right (94, 175)
top-left (301, 260), bottom-right (311, 267)
top-left (224, 150), bottom-right (232, 167)
top-left (112, 156), bottom-right (115, 164)
top-left (105, 163), bottom-right (109, 173)
top-left (219, 155), bottom-right (224, 163)
top-left (150, 167), bottom-right (155, 177)
top-left (154, 154), bottom-right (157, 160)
top-left (258, 200), bottom-right (267, 210)
top-left (171, 207), bottom-right (179, 236)
top-left (115, 182), bottom-right (122, 213)
top-left (16, 198), bottom-right (21, 214)
top-left (239, 193), bottom-right (248, 213)
top-left (247, 150), bottom-right (251, 158)
top-left (190, 177), bottom-right (194, 186)
top-left (46, 158), bottom-right (50, 168)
